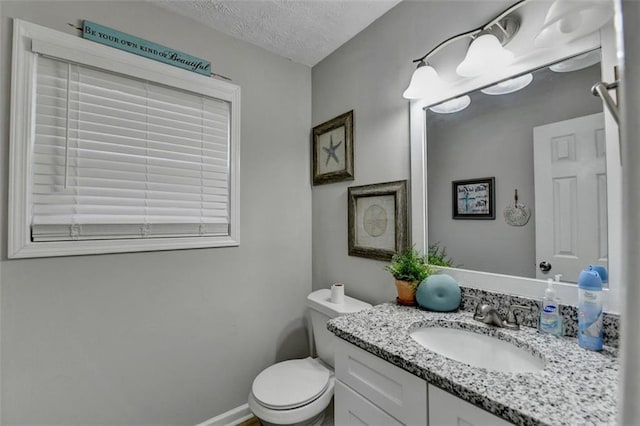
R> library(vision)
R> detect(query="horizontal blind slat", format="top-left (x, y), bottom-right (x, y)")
top-left (34, 169), bottom-right (230, 188)
top-left (32, 186), bottom-right (228, 203)
top-left (32, 222), bottom-right (230, 242)
top-left (35, 115), bottom-right (229, 150)
top-left (33, 155), bottom-right (230, 178)
top-left (33, 194), bottom-right (228, 209)
top-left (33, 204), bottom-right (228, 217)
top-left (33, 135), bottom-right (229, 166)
top-left (33, 177), bottom-right (228, 196)
top-left (37, 101), bottom-right (229, 137)
top-left (33, 137), bottom-right (229, 166)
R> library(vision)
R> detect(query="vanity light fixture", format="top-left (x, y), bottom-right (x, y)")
top-left (404, 0), bottom-right (613, 100)
top-left (403, 0), bottom-right (526, 99)
top-left (534, 0), bottom-right (614, 48)
top-left (429, 95), bottom-right (471, 114)
top-left (480, 73), bottom-right (533, 95)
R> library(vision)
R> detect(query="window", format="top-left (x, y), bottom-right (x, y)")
top-left (9, 20), bottom-right (240, 258)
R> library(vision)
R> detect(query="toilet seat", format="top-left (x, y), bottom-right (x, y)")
top-left (248, 357), bottom-right (335, 425)
top-left (252, 358), bottom-right (330, 410)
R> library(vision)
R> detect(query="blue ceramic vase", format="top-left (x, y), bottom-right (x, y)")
top-left (416, 274), bottom-right (461, 312)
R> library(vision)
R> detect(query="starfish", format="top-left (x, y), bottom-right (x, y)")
top-left (322, 135), bottom-right (343, 166)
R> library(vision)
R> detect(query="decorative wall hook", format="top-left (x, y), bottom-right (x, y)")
top-left (503, 189), bottom-right (531, 226)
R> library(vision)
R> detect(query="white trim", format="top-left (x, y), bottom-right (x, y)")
top-left (9, 19), bottom-right (241, 258)
top-left (194, 403), bottom-right (253, 426)
top-left (599, 22), bottom-right (623, 317)
top-left (618, 0), bottom-right (640, 423)
top-left (440, 266), bottom-right (617, 312)
top-left (8, 18), bottom-right (36, 259)
top-left (410, 26), bottom-right (622, 314)
top-left (1, 0), bottom-right (4, 421)
top-left (30, 38), bottom-right (236, 102)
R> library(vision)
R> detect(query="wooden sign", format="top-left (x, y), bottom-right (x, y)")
top-left (82, 20), bottom-right (211, 76)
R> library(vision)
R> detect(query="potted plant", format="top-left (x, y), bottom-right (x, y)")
top-left (385, 247), bottom-right (435, 306)
top-left (427, 242), bottom-right (458, 268)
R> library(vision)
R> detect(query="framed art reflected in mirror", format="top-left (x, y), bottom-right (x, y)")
top-left (452, 177), bottom-right (495, 220)
top-left (348, 180), bottom-right (408, 261)
top-left (312, 110), bottom-right (354, 185)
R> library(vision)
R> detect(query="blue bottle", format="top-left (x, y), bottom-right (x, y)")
top-left (588, 264), bottom-right (608, 284)
top-left (577, 267), bottom-right (604, 351)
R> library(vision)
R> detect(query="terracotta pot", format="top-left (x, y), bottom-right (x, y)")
top-left (395, 279), bottom-right (418, 306)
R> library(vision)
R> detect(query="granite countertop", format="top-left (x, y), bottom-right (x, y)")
top-left (327, 303), bottom-right (618, 426)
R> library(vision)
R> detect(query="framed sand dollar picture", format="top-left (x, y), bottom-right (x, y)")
top-left (348, 180), bottom-right (408, 261)
top-left (312, 110), bottom-right (354, 185)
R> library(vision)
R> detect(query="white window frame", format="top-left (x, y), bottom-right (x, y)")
top-left (9, 19), bottom-right (241, 258)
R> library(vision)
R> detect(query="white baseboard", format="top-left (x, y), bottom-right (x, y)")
top-left (195, 403), bottom-right (253, 426)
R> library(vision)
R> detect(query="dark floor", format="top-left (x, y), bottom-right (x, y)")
top-left (238, 416), bottom-right (261, 426)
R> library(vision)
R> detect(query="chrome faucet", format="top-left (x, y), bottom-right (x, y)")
top-left (473, 303), bottom-right (505, 327)
top-left (466, 296), bottom-right (531, 330)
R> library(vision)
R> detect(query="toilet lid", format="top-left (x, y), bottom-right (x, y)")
top-left (251, 358), bottom-right (330, 410)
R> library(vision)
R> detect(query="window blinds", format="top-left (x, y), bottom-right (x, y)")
top-left (31, 55), bottom-right (232, 242)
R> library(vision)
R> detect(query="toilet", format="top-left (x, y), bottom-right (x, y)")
top-left (248, 289), bottom-right (371, 426)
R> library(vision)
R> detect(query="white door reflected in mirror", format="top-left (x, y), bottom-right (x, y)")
top-left (534, 113), bottom-right (608, 282)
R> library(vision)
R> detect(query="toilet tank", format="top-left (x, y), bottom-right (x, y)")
top-left (307, 289), bottom-right (371, 368)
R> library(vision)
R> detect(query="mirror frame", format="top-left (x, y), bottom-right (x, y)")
top-left (409, 27), bottom-right (622, 313)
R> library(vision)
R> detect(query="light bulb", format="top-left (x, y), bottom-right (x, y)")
top-left (534, 0), bottom-right (614, 48)
top-left (481, 73), bottom-right (533, 95)
top-left (456, 34), bottom-right (514, 78)
top-left (559, 14), bottom-right (582, 34)
top-left (403, 62), bottom-right (443, 100)
top-left (429, 95), bottom-right (471, 114)
top-left (549, 50), bottom-right (601, 72)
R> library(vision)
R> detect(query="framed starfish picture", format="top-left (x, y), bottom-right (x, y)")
top-left (312, 110), bottom-right (354, 185)
top-left (348, 180), bottom-right (408, 261)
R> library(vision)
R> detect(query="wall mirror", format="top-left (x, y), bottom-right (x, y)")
top-left (426, 50), bottom-right (606, 284)
top-left (409, 26), bottom-right (622, 312)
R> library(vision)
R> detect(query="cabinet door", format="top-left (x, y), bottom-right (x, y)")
top-left (335, 339), bottom-right (428, 425)
top-left (428, 385), bottom-right (513, 426)
top-left (335, 380), bottom-right (403, 426)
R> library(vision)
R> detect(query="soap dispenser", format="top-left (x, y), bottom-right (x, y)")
top-left (539, 278), bottom-right (562, 336)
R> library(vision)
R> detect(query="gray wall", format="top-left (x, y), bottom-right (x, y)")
top-left (0, 2), bottom-right (311, 425)
top-left (427, 65), bottom-right (602, 278)
top-left (311, 0), bottom-right (516, 304)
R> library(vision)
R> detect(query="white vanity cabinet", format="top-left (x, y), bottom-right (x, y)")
top-left (334, 338), bottom-right (514, 426)
top-left (334, 339), bottom-right (427, 425)
top-left (334, 381), bottom-right (403, 426)
top-left (428, 385), bottom-right (512, 426)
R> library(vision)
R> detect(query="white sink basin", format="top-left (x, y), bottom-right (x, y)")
top-left (409, 327), bottom-right (545, 373)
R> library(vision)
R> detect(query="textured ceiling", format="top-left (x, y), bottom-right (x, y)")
top-left (152, 0), bottom-right (402, 67)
